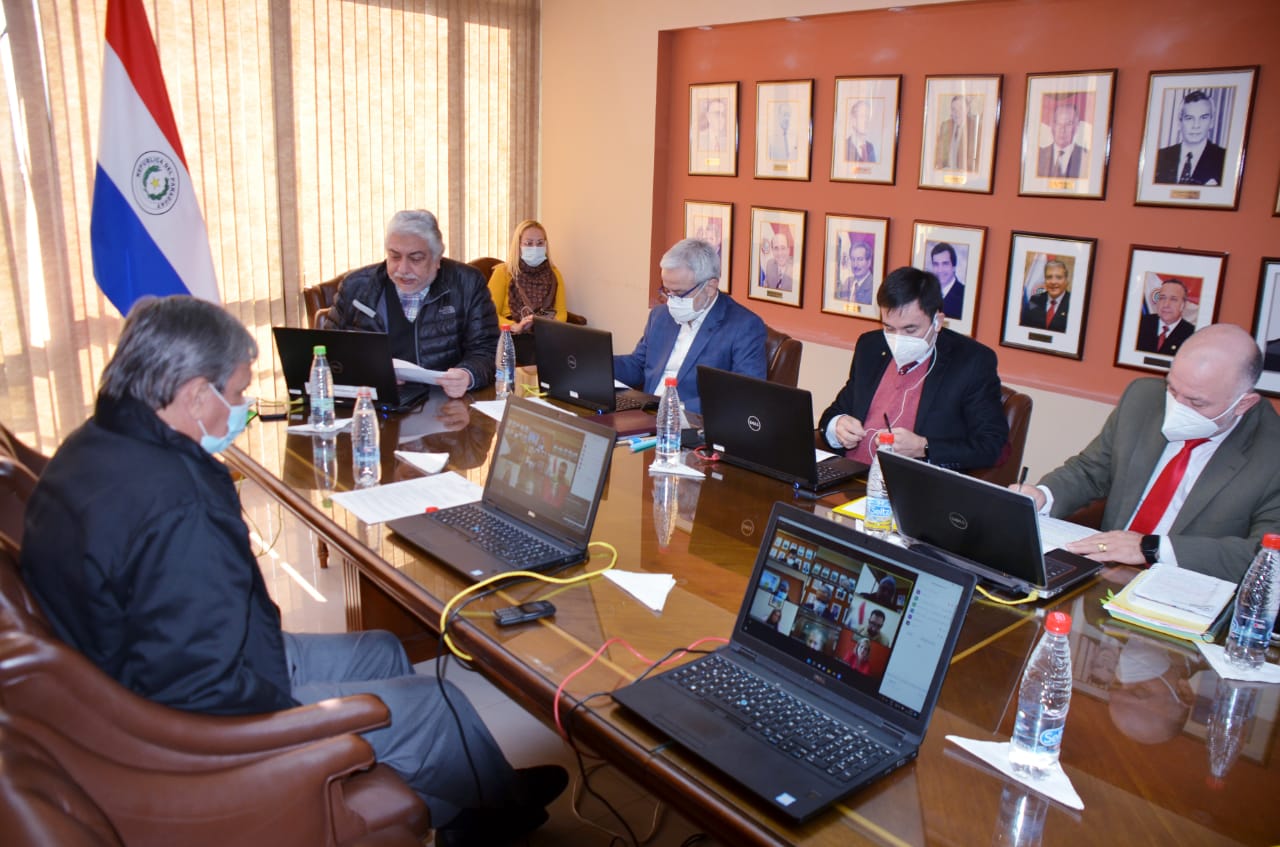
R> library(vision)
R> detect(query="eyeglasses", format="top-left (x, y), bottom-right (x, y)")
top-left (657, 275), bottom-right (713, 302)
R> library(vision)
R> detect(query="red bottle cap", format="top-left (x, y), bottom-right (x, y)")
top-left (665, 376), bottom-right (678, 387)
top-left (424, 506), bottom-right (439, 514)
top-left (501, 324), bottom-right (512, 332)
top-left (877, 431), bottom-right (895, 445)
top-left (1045, 611), bottom-right (1072, 635)
top-left (1263, 533), bottom-right (1280, 550)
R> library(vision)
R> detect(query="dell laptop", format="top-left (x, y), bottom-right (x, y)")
top-left (697, 366), bottom-right (868, 492)
top-left (878, 450), bottom-right (1102, 598)
top-left (532, 318), bottom-right (660, 414)
top-left (613, 502), bottom-right (975, 823)
top-left (273, 327), bottom-right (429, 412)
top-left (388, 395), bottom-right (615, 582)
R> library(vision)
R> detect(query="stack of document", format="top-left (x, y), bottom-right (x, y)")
top-left (1103, 565), bottom-right (1237, 642)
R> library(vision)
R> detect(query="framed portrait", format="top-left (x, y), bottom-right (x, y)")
top-left (683, 200), bottom-right (733, 293)
top-left (910, 221), bottom-right (986, 337)
top-left (822, 214), bottom-right (888, 320)
top-left (1018, 70), bottom-right (1116, 199)
top-left (688, 82), bottom-right (738, 177)
top-left (1115, 245), bottom-right (1226, 373)
top-left (830, 76), bottom-right (900, 184)
top-left (755, 80), bottom-right (813, 181)
top-left (749, 206), bottom-right (805, 307)
top-left (919, 75), bottom-right (1002, 193)
top-left (1000, 232), bottom-right (1097, 360)
top-left (1135, 67), bottom-right (1257, 209)
top-left (1251, 258), bottom-right (1280, 396)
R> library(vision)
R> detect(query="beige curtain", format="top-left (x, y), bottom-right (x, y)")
top-left (0, 0), bottom-right (540, 452)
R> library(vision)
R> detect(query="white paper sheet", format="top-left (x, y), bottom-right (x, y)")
top-left (330, 472), bottom-right (481, 524)
top-left (287, 419), bottom-right (353, 435)
top-left (392, 358), bottom-right (445, 385)
top-left (1197, 642), bottom-right (1280, 684)
top-left (604, 570), bottom-right (677, 612)
top-left (393, 450), bottom-right (449, 475)
top-left (946, 736), bottom-right (1083, 810)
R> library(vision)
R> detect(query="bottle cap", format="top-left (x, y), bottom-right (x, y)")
top-left (665, 376), bottom-right (678, 387)
top-left (1045, 611), bottom-right (1072, 635)
top-left (1263, 533), bottom-right (1280, 550)
top-left (877, 431), bottom-right (895, 445)
top-left (357, 386), bottom-right (371, 398)
top-left (501, 324), bottom-right (512, 331)
top-left (313, 345), bottom-right (327, 355)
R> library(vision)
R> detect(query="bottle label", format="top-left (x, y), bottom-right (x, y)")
top-left (1038, 726), bottom-right (1063, 748)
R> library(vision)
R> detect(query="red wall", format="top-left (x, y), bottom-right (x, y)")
top-left (652, 0), bottom-right (1280, 404)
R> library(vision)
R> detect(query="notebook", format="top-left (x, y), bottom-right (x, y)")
top-left (696, 366), bottom-right (868, 492)
top-left (613, 502), bottom-right (975, 823)
top-left (877, 450), bottom-right (1103, 599)
top-left (531, 318), bottom-right (660, 414)
top-left (387, 396), bottom-right (615, 582)
top-left (273, 327), bottom-right (430, 412)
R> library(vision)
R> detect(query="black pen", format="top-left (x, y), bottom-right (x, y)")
top-left (883, 413), bottom-right (893, 435)
top-left (1018, 466), bottom-right (1029, 487)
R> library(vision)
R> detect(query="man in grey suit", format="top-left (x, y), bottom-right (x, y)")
top-left (1012, 324), bottom-right (1279, 583)
top-left (1036, 101), bottom-right (1088, 179)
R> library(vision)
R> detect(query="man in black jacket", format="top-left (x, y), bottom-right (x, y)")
top-left (818, 267), bottom-right (1008, 471)
top-left (322, 209), bottom-right (500, 398)
top-left (21, 297), bottom-right (563, 845)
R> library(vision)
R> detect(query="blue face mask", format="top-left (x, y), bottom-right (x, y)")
top-left (198, 383), bottom-right (252, 454)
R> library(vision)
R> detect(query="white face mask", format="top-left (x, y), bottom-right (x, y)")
top-left (520, 245), bottom-right (547, 267)
top-left (1116, 638), bottom-right (1172, 685)
top-left (664, 278), bottom-right (713, 325)
top-left (884, 319), bottom-right (938, 369)
top-left (1160, 390), bottom-right (1243, 441)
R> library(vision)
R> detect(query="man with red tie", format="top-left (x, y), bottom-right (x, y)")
top-left (1135, 280), bottom-right (1195, 355)
top-left (1012, 324), bottom-right (1279, 583)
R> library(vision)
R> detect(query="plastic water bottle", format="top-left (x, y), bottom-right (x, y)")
top-left (655, 375), bottom-right (681, 464)
top-left (495, 324), bottom-right (516, 399)
top-left (308, 345), bottom-right (335, 430)
top-left (1206, 678), bottom-right (1259, 785)
top-left (1009, 611), bottom-right (1073, 778)
top-left (863, 431), bottom-right (895, 536)
top-left (1225, 533), bottom-right (1280, 668)
top-left (652, 473), bottom-right (679, 550)
top-left (990, 785), bottom-right (1048, 847)
top-left (311, 433), bottom-right (337, 504)
top-left (352, 386), bottom-right (380, 488)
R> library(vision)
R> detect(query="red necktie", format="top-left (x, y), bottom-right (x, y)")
top-left (1157, 326), bottom-right (1168, 351)
top-left (1128, 438), bottom-right (1209, 534)
top-left (1045, 299), bottom-right (1057, 328)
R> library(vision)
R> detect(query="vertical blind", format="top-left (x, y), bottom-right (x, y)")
top-left (0, 0), bottom-right (540, 452)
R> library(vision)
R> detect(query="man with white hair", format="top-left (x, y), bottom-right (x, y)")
top-left (614, 237), bottom-right (766, 415)
top-left (1013, 324), bottom-right (1280, 582)
top-left (323, 209), bottom-right (499, 398)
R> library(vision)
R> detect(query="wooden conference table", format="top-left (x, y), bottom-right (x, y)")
top-left (227, 383), bottom-right (1279, 847)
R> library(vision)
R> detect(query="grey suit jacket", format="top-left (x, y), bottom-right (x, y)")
top-left (1040, 378), bottom-right (1280, 582)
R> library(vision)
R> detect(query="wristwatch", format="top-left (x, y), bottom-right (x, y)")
top-left (1140, 534), bottom-right (1160, 566)
top-left (922, 438), bottom-right (930, 463)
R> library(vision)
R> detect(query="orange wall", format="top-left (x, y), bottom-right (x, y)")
top-left (652, 0), bottom-right (1280, 404)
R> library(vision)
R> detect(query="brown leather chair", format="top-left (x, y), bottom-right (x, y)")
top-left (0, 545), bottom-right (430, 846)
top-left (968, 385), bottom-right (1033, 487)
top-left (0, 424), bottom-right (46, 552)
top-left (764, 326), bottom-right (803, 387)
top-left (301, 272), bottom-right (349, 329)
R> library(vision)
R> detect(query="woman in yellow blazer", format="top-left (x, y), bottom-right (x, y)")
top-left (488, 219), bottom-right (567, 327)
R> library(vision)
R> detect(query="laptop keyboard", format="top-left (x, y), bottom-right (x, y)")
top-left (670, 654), bottom-right (894, 782)
top-left (1044, 558), bottom-right (1071, 580)
top-left (433, 504), bottom-right (563, 568)
top-left (815, 460), bottom-right (854, 484)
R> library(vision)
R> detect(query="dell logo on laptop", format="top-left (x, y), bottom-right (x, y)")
top-left (948, 512), bottom-right (969, 530)
top-left (566, 355), bottom-right (577, 369)
top-left (747, 415), bottom-right (761, 432)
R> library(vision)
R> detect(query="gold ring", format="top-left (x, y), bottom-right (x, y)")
top-left (1098, 542), bottom-right (1107, 553)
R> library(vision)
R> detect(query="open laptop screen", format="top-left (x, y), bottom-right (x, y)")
top-left (737, 511), bottom-right (969, 724)
top-left (485, 398), bottom-right (614, 540)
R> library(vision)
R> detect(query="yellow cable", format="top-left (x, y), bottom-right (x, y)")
top-left (974, 583), bottom-right (1040, 605)
top-left (439, 540), bottom-right (619, 661)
